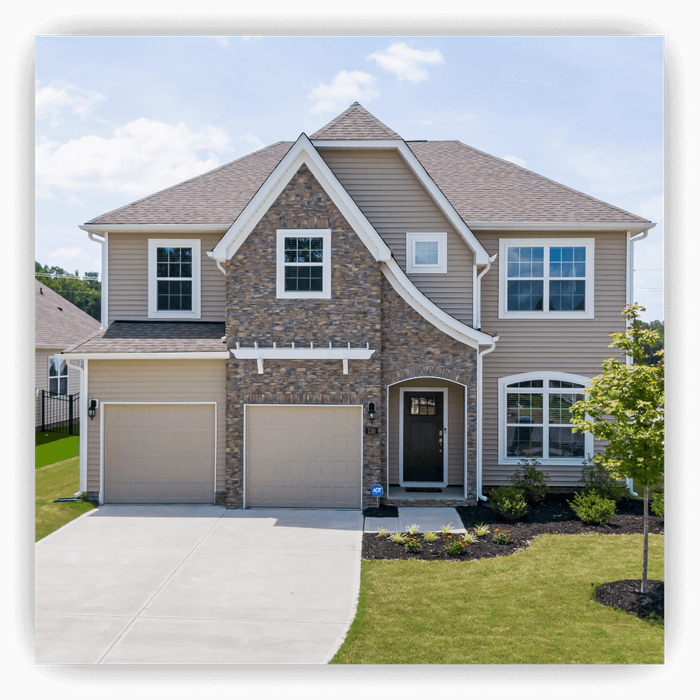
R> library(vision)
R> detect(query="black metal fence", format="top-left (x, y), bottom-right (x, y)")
top-left (41, 391), bottom-right (80, 435)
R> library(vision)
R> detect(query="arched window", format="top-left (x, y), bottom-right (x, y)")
top-left (498, 372), bottom-right (593, 464)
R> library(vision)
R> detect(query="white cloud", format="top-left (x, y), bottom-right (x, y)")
top-left (502, 154), bottom-right (527, 168)
top-left (241, 133), bottom-right (265, 152)
top-left (47, 246), bottom-right (93, 267)
top-left (36, 117), bottom-right (232, 200)
top-left (307, 71), bottom-right (379, 115)
top-left (36, 83), bottom-right (105, 126)
top-left (65, 195), bottom-right (85, 207)
top-left (368, 43), bottom-right (444, 82)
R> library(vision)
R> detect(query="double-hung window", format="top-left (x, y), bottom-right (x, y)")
top-left (48, 357), bottom-right (68, 395)
top-left (276, 229), bottom-right (331, 299)
top-left (405, 233), bottom-right (447, 274)
top-left (148, 239), bottom-right (201, 319)
top-left (499, 238), bottom-right (594, 319)
top-left (498, 372), bottom-right (593, 464)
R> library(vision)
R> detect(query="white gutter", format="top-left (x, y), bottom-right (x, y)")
top-left (467, 222), bottom-right (656, 234)
top-left (67, 359), bottom-right (87, 496)
top-left (473, 253), bottom-right (497, 330)
top-left (476, 336), bottom-right (499, 501)
top-left (61, 352), bottom-right (229, 360)
top-left (80, 224), bottom-right (230, 235)
top-left (86, 231), bottom-right (108, 328)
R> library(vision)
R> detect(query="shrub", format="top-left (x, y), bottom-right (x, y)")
top-left (388, 532), bottom-right (405, 544)
top-left (440, 523), bottom-right (453, 535)
top-left (489, 485), bottom-right (529, 521)
top-left (569, 491), bottom-right (616, 525)
top-left (404, 536), bottom-right (422, 553)
top-left (492, 528), bottom-right (512, 545)
top-left (423, 531), bottom-right (438, 543)
top-left (473, 523), bottom-right (490, 537)
top-left (461, 531), bottom-right (476, 545)
top-left (511, 458), bottom-right (549, 504)
top-left (376, 527), bottom-right (388, 538)
top-left (404, 523), bottom-right (420, 535)
top-left (580, 457), bottom-right (626, 503)
top-left (651, 487), bottom-right (664, 518)
top-left (444, 536), bottom-right (466, 556)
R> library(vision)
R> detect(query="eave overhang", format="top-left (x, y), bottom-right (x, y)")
top-left (79, 224), bottom-right (231, 235)
top-left (467, 221), bottom-right (656, 234)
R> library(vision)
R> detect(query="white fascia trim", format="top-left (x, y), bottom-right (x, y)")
top-left (60, 352), bottom-right (229, 360)
top-left (80, 224), bottom-right (230, 235)
top-left (36, 344), bottom-right (69, 350)
top-left (232, 347), bottom-right (375, 360)
top-left (86, 230), bottom-right (108, 327)
top-left (381, 258), bottom-right (495, 350)
top-left (468, 221), bottom-right (656, 234)
top-left (314, 139), bottom-right (490, 265)
top-left (210, 134), bottom-right (392, 263)
top-left (67, 359), bottom-right (87, 494)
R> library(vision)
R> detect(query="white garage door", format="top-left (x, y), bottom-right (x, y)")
top-left (104, 403), bottom-right (216, 504)
top-left (246, 405), bottom-right (362, 509)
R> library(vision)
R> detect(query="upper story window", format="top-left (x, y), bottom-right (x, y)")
top-left (498, 238), bottom-right (594, 319)
top-left (405, 233), bottom-right (447, 274)
top-left (498, 372), bottom-right (593, 464)
top-left (148, 239), bottom-right (201, 319)
top-left (276, 229), bottom-right (331, 299)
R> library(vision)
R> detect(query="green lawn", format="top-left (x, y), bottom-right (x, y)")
top-left (35, 431), bottom-right (80, 468)
top-left (34, 437), bottom-right (94, 542)
top-left (332, 534), bottom-right (664, 664)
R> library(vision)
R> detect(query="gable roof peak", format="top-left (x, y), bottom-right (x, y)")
top-left (310, 102), bottom-right (402, 141)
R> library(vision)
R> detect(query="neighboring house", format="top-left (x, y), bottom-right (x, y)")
top-left (35, 280), bottom-right (101, 429)
top-left (62, 103), bottom-right (655, 508)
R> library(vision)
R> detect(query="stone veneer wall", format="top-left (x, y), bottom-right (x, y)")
top-left (224, 163), bottom-right (478, 508)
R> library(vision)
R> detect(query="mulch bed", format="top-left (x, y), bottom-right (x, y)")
top-left (362, 495), bottom-right (664, 619)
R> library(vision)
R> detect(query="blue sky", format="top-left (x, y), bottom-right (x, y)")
top-left (35, 35), bottom-right (664, 320)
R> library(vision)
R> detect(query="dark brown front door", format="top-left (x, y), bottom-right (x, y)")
top-left (403, 391), bottom-right (444, 482)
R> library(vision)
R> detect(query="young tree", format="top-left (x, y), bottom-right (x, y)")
top-left (570, 304), bottom-right (664, 594)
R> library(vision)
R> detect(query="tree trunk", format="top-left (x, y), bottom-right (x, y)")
top-left (642, 484), bottom-right (649, 594)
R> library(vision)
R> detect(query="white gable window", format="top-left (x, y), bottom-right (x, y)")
top-left (406, 233), bottom-right (447, 274)
top-left (276, 229), bottom-right (331, 299)
top-left (498, 372), bottom-right (593, 465)
top-left (148, 239), bottom-right (201, 319)
top-left (498, 238), bottom-right (594, 319)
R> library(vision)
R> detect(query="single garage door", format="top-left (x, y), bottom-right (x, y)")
top-left (104, 403), bottom-right (216, 504)
top-left (246, 405), bottom-right (362, 509)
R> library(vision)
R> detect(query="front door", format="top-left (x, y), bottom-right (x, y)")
top-left (402, 391), bottom-right (444, 483)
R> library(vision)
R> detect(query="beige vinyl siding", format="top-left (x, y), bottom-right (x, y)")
top-left (476, 231), bottom-right (628, 487)
top-left (107, 232), bottom-right (225, 322)
top-left (318, 148), bottom-right (473, 324)
top-left (85, 359), bottom-right (226, 495)
top-left (388, 378), bottom-right (466, 486)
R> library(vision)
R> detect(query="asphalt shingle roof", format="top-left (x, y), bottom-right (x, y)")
top-left (62, 321), bottom-right (227, 354)
top-left (84, 104), bottom-right (650, 227)
top-left (35, 280), bottom-right (101, 347)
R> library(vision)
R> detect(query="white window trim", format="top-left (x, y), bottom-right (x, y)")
top-left (148, 239), bottom-right (201, 319)
top-left (276, 229), bottom-right (331, 300)
top-left (48, 356), bottom-right (68, 395)
top-left (405, 232), bottom-right (447, 274)
top-left (498, 238), bottom-right (595, 319)
top-left (498, 371), bottom-right (593, 465)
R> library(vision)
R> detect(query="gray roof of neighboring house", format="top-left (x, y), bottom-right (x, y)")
top-left (35, 280), bottom-right (101, 347)
top-left (85, 104), bottom-right (651, 227)
top-left (62, 321), bottom-right (227, 354)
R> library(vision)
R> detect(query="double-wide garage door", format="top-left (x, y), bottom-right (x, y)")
top-left (104, 404), bottom-right (216, 504)
top-left (246, 406), bottom-right (362, 509)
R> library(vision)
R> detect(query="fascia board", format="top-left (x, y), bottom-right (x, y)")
top-left (314, 139), bottom-right (491, 265)
top-left (80, 224), bottom-right (230, 235)
top-left (211, 134), bottom-right (392, 263)
top-left (467, 221), bottom-right (656, 233)
top-left (59, 352), bottom-right (229, 360)
top-left (36, 344), bottom-right (70, 350)
top-left (380, 258), bottom-right (496, 350)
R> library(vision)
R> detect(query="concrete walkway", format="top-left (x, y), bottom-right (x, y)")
top-left (36, 506), bottom-right (363, 664)
top-left (363, 507), bottom-right (465, 534)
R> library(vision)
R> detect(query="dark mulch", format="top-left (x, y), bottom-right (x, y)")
top-left (362, 494), bottom-right (664, 621)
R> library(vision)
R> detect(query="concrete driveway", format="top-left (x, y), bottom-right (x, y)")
top-left (36, 506), bottom-right (363, 664)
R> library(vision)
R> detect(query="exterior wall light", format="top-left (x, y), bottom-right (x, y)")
top-left (368, 402), bottom-right (376, 423)
top-left (88, 399), bottom-right (98, 420)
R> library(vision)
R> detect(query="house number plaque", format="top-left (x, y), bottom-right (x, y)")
top-left (365, 426), bottom-right (379, 435)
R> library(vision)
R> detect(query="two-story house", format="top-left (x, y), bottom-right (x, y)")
top-left (61, 102), bottom-right (654, 510)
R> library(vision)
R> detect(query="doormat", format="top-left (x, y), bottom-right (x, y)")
top-left (405, 488), bottom-right (442, 493)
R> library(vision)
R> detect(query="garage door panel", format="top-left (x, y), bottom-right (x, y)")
top-left (246, 406), bottom-right (361, 509)
top-left (105, 404), bottom-right (215, 504)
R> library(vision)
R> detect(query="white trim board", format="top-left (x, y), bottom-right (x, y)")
top-left (61, 352), bottom-right (229, 360)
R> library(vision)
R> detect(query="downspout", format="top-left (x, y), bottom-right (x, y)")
top-left (68, 359), bottom-right (87, 496)
top-left (477, 336), bottom-right (498, 501)
top-left (473, 253), bottom-right (497, 330)
top-left (624, 229), bottom-right (649, 497)
top-left (87, 231), bottom-right (108, 327)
